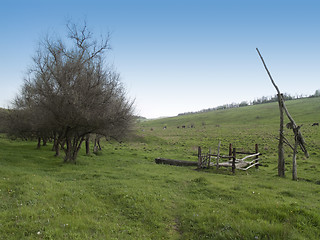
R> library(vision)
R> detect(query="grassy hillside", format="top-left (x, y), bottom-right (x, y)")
top-left (142, 97), bottom-right (320, 128)
top-left (0, 98), bottom-right (320, 239)
top-left (140, 98), bottom-right (320, 166)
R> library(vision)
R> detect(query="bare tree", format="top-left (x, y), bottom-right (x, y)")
top-left (13, 21), bottom-right (134, 163)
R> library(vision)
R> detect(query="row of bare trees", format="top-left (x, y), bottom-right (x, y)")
top-left (4, 21), bottom-right (134, 163)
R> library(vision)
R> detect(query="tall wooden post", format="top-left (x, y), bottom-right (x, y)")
top-left (278, 94), bottom-right (285, 177)
top-left (255, 144), bottom-right (259, 169)
top-left (229, 143), bottom-right (233, 158)
top-left (292, 134), bottom-right (298, 180)
top-left (232, 148), bottom-right (236, 174)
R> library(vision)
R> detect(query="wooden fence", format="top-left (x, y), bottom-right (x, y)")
top-left (155, 142), bottom-right (261, 174)
top-left (198, 143), bottom-right (261, 173)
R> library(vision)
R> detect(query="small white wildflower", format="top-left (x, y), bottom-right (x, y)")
top-left (37, 231), bottom-right (41, 235)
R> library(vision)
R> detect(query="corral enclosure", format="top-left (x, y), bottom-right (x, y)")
top-left (1, 97), bottom-right (320, 239)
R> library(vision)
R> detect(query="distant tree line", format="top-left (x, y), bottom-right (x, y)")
top-left (178, 90), bottom-right (320, 116)
top-left (0, 108), bottom-right (8, 133)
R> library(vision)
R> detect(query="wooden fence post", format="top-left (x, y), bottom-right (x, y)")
top-left (229, 143), bottom-right (233, 157)
top-left (198, 146), bottom-right (202, 168)
top-left (232, 148), bottom-right (236, 174)
top-left (255, 144), bottom-right (259, 169)
top-left (207, 147), bottom-right (211, 168)
top-left (216, 141), bottom-right (221, 170)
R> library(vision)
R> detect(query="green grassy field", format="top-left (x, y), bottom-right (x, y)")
top-left (0, 98), bottom-right (320, 239)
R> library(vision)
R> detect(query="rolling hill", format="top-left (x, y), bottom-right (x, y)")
top-left (0, 97), bottom-right (319, 239)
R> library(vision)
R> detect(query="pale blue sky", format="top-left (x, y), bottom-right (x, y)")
top-left (0, 0), bottom-right (319, 118)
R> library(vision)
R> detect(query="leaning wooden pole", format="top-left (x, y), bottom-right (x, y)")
top-left (257, 48), bottom-right (309, 180)
top-left (256, 48), bottom-right (285, 177)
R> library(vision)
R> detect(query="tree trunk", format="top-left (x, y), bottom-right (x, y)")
top-left (93, 136), bottom-right (102, 153)
top-left (97, 138), bottom-right (102, 150)
top-left (85, 134), bottom-right (90, 155)
top-left (42, 137), bottom-right (47, 146)
top-left (52, 132), bottom-right (57, 151)
top-left (64, 136), bottom-right (84, 163)
top-left (64, 138), bottom-right (72, 163)
top-left (55, 142), bottom-right (60, 157)
top-left (37, 137), bottom-right (41, 149)
top-left (93, 138), bottom-right (98, 153)
top-left (54, 136), bottom-right (60, 157)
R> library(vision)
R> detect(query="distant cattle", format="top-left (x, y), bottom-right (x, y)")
top-left (312, 123), bottom-right (319, 126)
top-left (163, 126), bottom-right (167, 130)
top-left (182, 125), bottom-right (186, 129)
